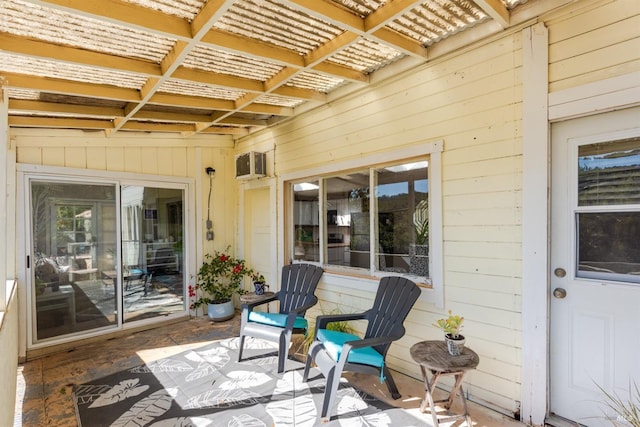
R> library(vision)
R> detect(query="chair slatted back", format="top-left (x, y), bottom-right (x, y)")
top-left (277, 263), bottom-right (324, 315)
top-left (364, 276), bottom-right (420, 356)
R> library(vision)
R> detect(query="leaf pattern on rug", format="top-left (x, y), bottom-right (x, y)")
top-left (218, 370), bottom-right (272, 390)
top-left (88, 378), bottom-right (150, 408)
top-left (130, 358), bottom-right (193, 374)
top-left (184, 388), bottom-right (264, 409)
top-left (184, 346), bottom-right (231, 382)
top-left (74, 338), bottom-right (427, 427)
top-left (148, 416), bottom-right (214, 426)
top-left (270, 370), bottom-right (309, 401)
top-left (110, 388), bottom-right (177, 426)
top-left (73, 384), bottom-right (112, 405)
top-left (266, 395), bottom-right (317, 427)
top-left (333, 387), bottom-right (396, 426)
top-left (228, 414), bottom-right (267, 427)
top-left (240, 355), bottom-right (279, 366)
top-left (220, 337), bottom-right (278, 351)
top-left (335, 387), bottom-right (369, 413)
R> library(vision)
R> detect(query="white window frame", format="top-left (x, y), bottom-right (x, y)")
top-left (278, 140), bottom-right (444, 307)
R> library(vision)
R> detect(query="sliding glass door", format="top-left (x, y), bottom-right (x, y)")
top-left (30, 178), bottom-right (187, 344)
top-left (121, 185), bottom-right (184, 323)
top-left (31, 181), bottom-right (118, 341)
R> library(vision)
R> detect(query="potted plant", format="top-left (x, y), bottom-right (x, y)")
top-left (410, 198), bottom-right (429, 276)
top-left (251, 272), bottom-right (267, 295)
top-left (597, 380), bottom-right (640, 426)
top-left (433, 310), bottom-right (465, 356)
top-left (189, 247), bottom-right (253, 321)
top-left (293, 306), bottom-right (356, 363)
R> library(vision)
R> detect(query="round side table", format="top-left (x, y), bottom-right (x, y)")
top-left (239, 291), bottom-right (275, 312)
top-left (239, 291), bottom-right (275, 304)
top-left (410, 340), bottom-right (479, 426)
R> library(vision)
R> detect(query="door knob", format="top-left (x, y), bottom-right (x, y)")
top-left (554, 268), bottom-right (566, 278)
top-left (553, 288), bottom-right (567, 299)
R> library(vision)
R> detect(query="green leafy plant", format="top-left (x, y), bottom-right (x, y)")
top-left (189, 247), bottom-right (253, 310)
top-left (433, 310), bottom-right (464, 338)
top-left (301, 307), bottom-right (356, 355)
top-left (251, 272), bottom-right (265, 284)
top-left (413, 199), bottom-right (429, 245)
top-left (598, 381), bottom-right (640, 426)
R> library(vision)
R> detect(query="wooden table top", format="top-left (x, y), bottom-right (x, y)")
top-left (410, 340), bottom-right (479, 372)
top-left (239, 291), bottom-right (276, 303)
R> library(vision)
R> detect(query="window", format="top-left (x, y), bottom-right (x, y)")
top-left (576, 137), bottom-right (640, 283)
top-left (287, 143), bottom-right (442, 292)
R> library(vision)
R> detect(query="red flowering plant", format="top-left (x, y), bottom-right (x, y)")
top-left (189, 247), bottom-right (253, 311)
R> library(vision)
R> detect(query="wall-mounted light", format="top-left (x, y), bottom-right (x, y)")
top-left (206, 167), bottom-right (215, 241)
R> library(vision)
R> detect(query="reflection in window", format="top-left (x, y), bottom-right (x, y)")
top-left (578, 137), bottom-right (640, 206)
top-left (293, 181), bottom-right (319, 262)
top-left (576, 137), bottom-right (640, 284)
top-left (292, 159), bottom-right (429, 279)
top-left (121, 186), bottom-right (185, 323)
top-left (375, 162), bottom-right (428, 275)
top-left (326, 173), bottom-right (369, 268)
top-left (577, 212), bottom-right (640, 283)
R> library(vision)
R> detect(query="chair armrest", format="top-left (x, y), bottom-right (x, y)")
top-left (289, 296), bottom-right (318, 315)
top-left (241, 294), bottom-right (279, 310)
top-left (344, 334), bottom-right (400, 350)
top-left (316, 312), bottom-right (366, 330)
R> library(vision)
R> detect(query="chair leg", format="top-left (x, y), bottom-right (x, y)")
top-left (383, 366), bottom-right (401, 399)
top-left (277, 330), bottom-right (293, 373)
top-left (302, 341), bottom-right (322, 382)
top-left (237, 335), bottom-right (246, 363)
top-left (322, 366), bottom-right (342, 420)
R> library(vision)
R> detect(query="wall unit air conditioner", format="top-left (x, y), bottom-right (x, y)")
top-left (235, 151), bottom-right (266, 179)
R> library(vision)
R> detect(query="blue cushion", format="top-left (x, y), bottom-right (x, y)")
top-left (248, 311), bottom-right (308, 329)
top-left (316, 329), bottom-right (384, 368)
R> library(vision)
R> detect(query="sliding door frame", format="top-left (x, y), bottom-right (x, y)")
top-left (17, 164), bottom-right (195, 352)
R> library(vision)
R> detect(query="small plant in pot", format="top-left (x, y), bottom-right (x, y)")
top-left (189, 247), bottom-right (252, 321)
top-left (433, 310), bottom-right (465, 356)
top-left (251, 272), bottom-right (268, 295)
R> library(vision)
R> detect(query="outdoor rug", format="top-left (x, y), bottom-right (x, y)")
top-left (73, 337), bottom-right (428, 426)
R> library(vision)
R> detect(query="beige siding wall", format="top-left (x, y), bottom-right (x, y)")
top-left (548, 0), bottom-right (640, 92)
top-left (12, 129), bottom-right (241, 269)
top-left (238, 1), bottom-right (639, 415)
top-left (240, 32), bottom-right (525, 413)
top-left (5, 0), bottom-right (635, 418)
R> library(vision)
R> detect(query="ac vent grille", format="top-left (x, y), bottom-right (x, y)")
top-left (235, 151), bottom-right (266, 179)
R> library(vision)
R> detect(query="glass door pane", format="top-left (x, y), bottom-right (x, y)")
top-left (31, 181), bottom-right (118, 342)
top-left (576, 137), bottom-right (640, 283)
top-left (121, 186), bottom-right (185, 322)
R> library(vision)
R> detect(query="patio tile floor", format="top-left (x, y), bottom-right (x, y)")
top-left (14, 316), bottom-right (527, 426)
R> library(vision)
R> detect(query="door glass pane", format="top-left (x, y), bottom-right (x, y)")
top-left (577, 212), bottom-right (640, 283)
top-left (575, 137), bottom-right (640, 284)
top-left (293, 181), bottom-right (319, 262)
top-left (32, 181), bottom-right (117, 342)
top-left (578, 137), bottom-right (640, 206)
top-left (121, 186), bottom-right (185, 322)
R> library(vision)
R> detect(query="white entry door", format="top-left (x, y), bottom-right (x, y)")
top-left (243, 185), bottom-right (275, 291)
top-left (550, 107), bottom-right (640, 426)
